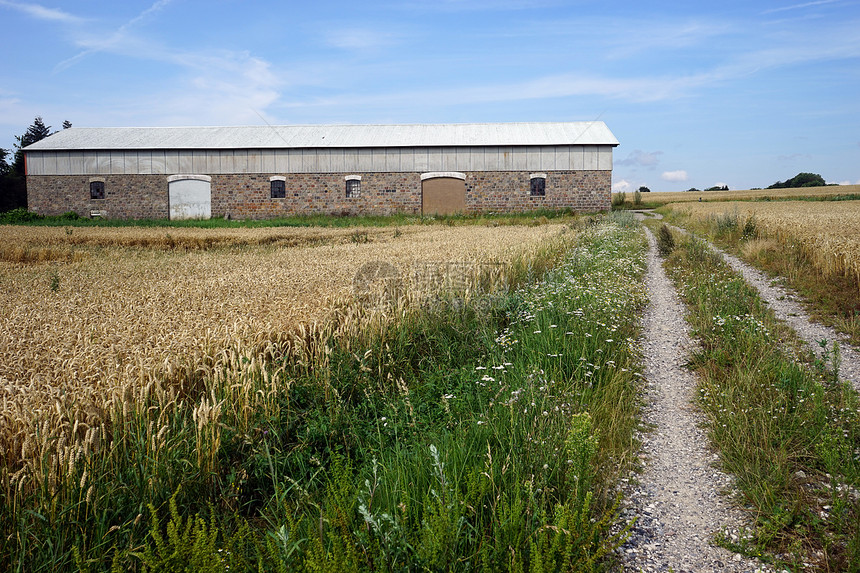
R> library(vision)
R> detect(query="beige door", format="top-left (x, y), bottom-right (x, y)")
top-left (422, 176), bottom-right (466, 216)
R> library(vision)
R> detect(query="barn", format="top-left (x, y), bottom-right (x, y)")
top-left (23, 121), bottom-right (618, 220)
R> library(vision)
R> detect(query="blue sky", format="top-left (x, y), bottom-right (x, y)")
top-left (1, 0), bottom-right (859, 191)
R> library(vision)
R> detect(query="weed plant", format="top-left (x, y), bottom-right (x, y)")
top-left (2, 217), bottom-right (648, 572)
top-left (663, 233), bottom-right (860, 570)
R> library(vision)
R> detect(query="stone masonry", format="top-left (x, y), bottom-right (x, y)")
top-left (28, 170), bottom-right (610, 219)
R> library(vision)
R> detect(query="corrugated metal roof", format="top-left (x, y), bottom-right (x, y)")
top-left (24, 122), bottom-right (618, 151)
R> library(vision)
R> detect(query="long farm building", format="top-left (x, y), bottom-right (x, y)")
top-left (23, 122), bottom-right (618, 219)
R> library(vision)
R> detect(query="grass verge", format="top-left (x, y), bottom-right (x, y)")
top-left (656, 226), bottom-right (860, 571)
top-left (2, 213), bottom-right (647, 572)
top-left (659, 207), bottom-right (860, 346)
top-left (0, 207), bottom-right (585, 228)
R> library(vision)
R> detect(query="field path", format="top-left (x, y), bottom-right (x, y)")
top-left (713, 248), bottom-right (860, 392)
top-left (617, 227), bottom-right (772, 572)
top-left (640, 210), bottom-right (860, 392)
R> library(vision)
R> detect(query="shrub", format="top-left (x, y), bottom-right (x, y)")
top-left (657, 224), bottom-right (675, 256)
top-left (0, 207), bottom-right (42, 223)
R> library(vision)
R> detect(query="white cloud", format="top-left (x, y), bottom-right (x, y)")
top-left (617, 149), bottom-right (663, 168)
top-left (0, 0), bottom-right (84, 23)
top-left (662, 170), bottom-right (689, 182)
top-left (763, 0), bottom-right (840, 14)
top-left (612, 179), bottom-right (632, 193)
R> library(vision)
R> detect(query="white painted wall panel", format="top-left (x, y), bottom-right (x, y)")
top-left (598, 147), bottom-right (612, 170)
top-left (121, 152), bottom-right (139, 174)
top-left (247, 150), bottom-right (261, 173)
top-left (67, 152), bottom-right (83, 175)
top-left (320, 149), bottom-right (334, 173)
top-left (108, 152), bottom-right (121, 175)
top-left (554, 147), bottom-right (570, 170)
top-left (400, 149), bottom-right (415, 171)
top-left (138, 152), bottom-right (152, 174)
top-left (274, 150), bottom-right (288, 173)
top-left (202, 151), bottom-right (218, 173)
top-left (371, 148), bottom-right (385, 171)
top-left (285, 149), bottom-right (299, 172)
top-left (30, 144), bottom-right (616, 175)
top-left (231, 150), bottom-right (246, 173)
top-left (48, 153), bottom-right (63, 175)
top-left (151, 151), bottom-right (167, 174)
top-left (426, 147), bottom-right (440, 171)
top-left (483, 148), bottom-right (498, 171)
top-left (570, 147), bottom-right (584, 170)
top-left (540, 147), bottom-right (556, 171)
top-left (177, 151), bottom-right (193, 173)
top-left (584, 145), bottom-right (598, 170)
top-left (384, 148), bottom-right (400, 171)
top-left (441, 147), bottom-right (455, 171)
top-left (413, 148), bottom-right (429, 172)
top-left (96, 153), bottom-right (110, 175)
top-left (190, 151), bottom-right (205, 173)
top-left (512, 148), bottom-right (527, 171)
top-left (260, 149), bottom-right (275, 173)
top-left (164, 151), bottom-right (179, 174)
top-left (356, 149), bottom-right (372, 172)
top-left (26, 152), bottom-right (42, 175)
top-left (526, 148), bottom-right (540, 170)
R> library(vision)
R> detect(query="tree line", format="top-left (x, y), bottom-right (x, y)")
top-left (0, 116), bottom-right (70, 212)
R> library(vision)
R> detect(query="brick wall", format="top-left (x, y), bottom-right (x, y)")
top-left (28, 170), bottom-right (610, 219)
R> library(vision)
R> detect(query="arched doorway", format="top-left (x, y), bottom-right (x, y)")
top-left (168, 175), bottom-right (211, 220)
top-left (421, 172), bottom-right (466, 216)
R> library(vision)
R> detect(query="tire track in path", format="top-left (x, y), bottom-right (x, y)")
top-left (616, 227), bottom-right (773, 573)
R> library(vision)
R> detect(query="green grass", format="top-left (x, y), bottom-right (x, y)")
top-left (1, 213), bottom-right (647, 572)
top-left (657, 228), bottom-right (860, 571)
top-left (0, 207), bottom-right (587, 228)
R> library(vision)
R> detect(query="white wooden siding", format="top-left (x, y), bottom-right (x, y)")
top-left (27, 145), bottom-right (614, 175)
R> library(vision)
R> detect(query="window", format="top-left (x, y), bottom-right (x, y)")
top-left (529, 174), bottom-right (546, 197)
top-left (345, 176), bottom-right (361, 198)
top-left (90, 180), bottom-right (105, 200)
top-left (270, 179), bottom-right (286, 198)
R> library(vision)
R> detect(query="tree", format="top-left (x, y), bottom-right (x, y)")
top-left (0, 148), bottom-right (10, 176)
top-left (767, 172), bottom-right (825, 189)
top-left (62, 120), bottom-right (72, 129)
top-left (0, 147), bottom-right (26, 212)
top-left (13, 116), bottom-right (53, 176)
top-left (638, 186), bottom-right (651, 193)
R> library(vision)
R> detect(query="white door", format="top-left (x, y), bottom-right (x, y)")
top-left (168, 176), bottom-right (211, 220)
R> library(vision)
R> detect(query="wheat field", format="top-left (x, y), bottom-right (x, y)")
top-left (0, 222), bottom-right (568, 473)
top-left (637, 184), bottom-right (860, 205)
top-left (665, 200), bottom-right (860, 288)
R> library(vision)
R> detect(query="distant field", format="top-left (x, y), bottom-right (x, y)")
top-left (628, 184), bottom-right (860, 206)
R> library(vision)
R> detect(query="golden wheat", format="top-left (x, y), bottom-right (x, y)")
top-left (666, 200), bottom-right (860, 288)
top-left (0, 222), bottom-right (570, 480)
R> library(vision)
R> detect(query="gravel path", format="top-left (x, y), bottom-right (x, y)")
top-left (713, 247), bottom-right (860, 392)
top-left (617, 212), bottom-right (860, 572)
top-left (616, 224), bottom-right (774, 572)
top-left (642, 208), bottom-right (860, 390)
